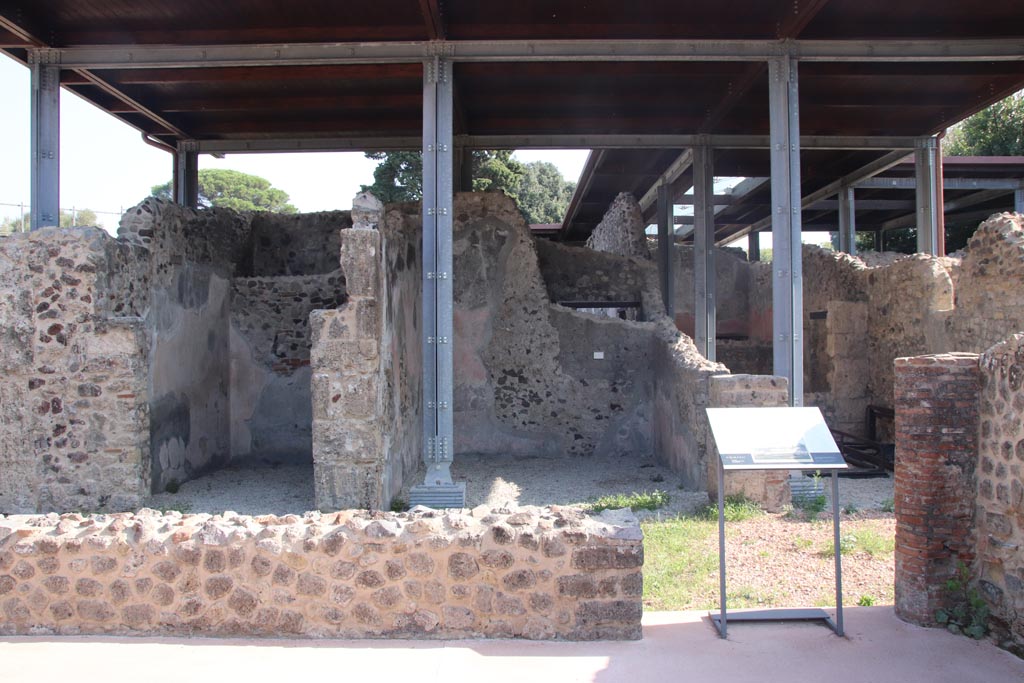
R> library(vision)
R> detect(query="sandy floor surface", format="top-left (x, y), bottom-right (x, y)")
top-left (145, 455), bottom-right (893, 518)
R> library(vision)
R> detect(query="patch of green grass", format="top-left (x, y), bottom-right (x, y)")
top-left (589, 490), bottom-right (669, 513)
top-left (698, 495), bottom-right (763, 522)
top-left (793, 537), bottom-right (814, 551)
top-left (858, 595), bottom-right (876, 607)
top-left (819, 528), bottom-right (894, 558)
top-left (880, 498), bottom-right (895, 513)
top-left (640, 516), bottom-right (718, 611)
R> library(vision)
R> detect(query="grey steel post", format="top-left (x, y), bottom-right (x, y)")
top-left (656, 184), bottom-right (676, 318)
top-left (749, 231), bottom-right (761, 262)
top-left (434, 57), bottom-right (455, 486)
top-left (174, 140), bottom-right (200, 208)
top-left (914, 137), bottom-right (939, 255)
top-left (29, 50), bottom-right (60, 230)
top-left (693, 145), bottom-right (716, 361)
top-left (1015, 189), bottom-right (1023, 214)
top-left (837, 185), bottom-right (856, 255)
top-left (410, 57), bottom-right (464, 508)
top-left (717, 458), bottom-right (727, 638)
top-left (832, 471), bottom-right (844, 636)
top-left (768, 56), bottom-right (804, 406)
top-left (421, 58), bottom-right (439, 486)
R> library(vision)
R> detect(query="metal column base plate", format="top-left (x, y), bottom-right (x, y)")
top-left (710, 608), bottom-right (840, 636)
top-left (408, 483), bottom-right (466, 509)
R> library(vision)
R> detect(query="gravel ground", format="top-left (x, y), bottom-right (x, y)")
top-left (144, 455), bottom-right (894, 518)
top-left (145, 463), bottom-right (315, 516)
top-left (689, 512), bottom-right (896, 609)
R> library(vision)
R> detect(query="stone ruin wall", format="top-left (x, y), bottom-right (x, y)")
top-left (311, 194), bottom-right (422, 510)
top-left (542, 193), bottom-right (787, 504)
top-left (1, 200), bottom-right (355, 513)
top-left (670, 212), bottom-right (1024, 438)
top-left (119, 201), bottom-right (353, 491)
top-left (0, 505), bottom-right (642, 641)
top-left (975, 334), bottom-right (1024, 653)
top-left (0, 228), bottom-right (150, 514)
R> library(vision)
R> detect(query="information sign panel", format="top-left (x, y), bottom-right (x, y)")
top-left (706, 406), bottom-right (846, 470)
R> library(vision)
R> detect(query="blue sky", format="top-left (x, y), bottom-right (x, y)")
top-left (0, 54), bottom-right (588, 232)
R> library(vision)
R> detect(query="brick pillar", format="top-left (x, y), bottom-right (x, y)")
top-left (893, 353), bottom-right (980, 625)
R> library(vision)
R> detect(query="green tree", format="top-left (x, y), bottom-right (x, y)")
top-left (361, 151), bottom-right (576, 224)
top-left (60, 208), bottom-right (98, 228)
top-left (0, 214), bottom-right (26, 235)
top-left (516, 161), bottom-right (576, 224)
top-left (361, 151), bottom-right (424, 202)
top-left (945, 90), bottom-right (1024, 156)
top-left (361, 150), bottom-right (526, 202)
top-left (151, 169), bottom-right (297, 213)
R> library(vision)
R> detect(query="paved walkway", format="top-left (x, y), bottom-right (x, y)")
top-left (1, 608), bottom-right (1021, 683)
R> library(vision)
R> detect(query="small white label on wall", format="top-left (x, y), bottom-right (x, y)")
top-left (593, 351), bottom-right (605, 360)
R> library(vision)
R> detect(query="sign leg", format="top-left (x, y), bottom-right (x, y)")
top-left (832, 470), bottom-right (844, 636)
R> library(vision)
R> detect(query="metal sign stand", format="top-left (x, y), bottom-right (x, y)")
top-left (706, 407), bottom-right (847, 638)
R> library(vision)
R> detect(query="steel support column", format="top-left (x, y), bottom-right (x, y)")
top-left (656, 185), bottom-right (676, 318)
top-left (768, 57), bottom-right (803, 406)
top-left (174, 140), bottom-right (199, 208)
top-left (749, 232), bottom-right (761, 262)
top-left (1016, 189), bottom-right (1024, 214)
top-left (915, 137), bottom-right (940, 255)
top-left (29, 51), bottom-right (60, 230)
top-left (410, 58), bottom-right (463, 508)
top-left (837, 185), bottom-right (856, 255)
top-left (693, 145), bottom-right (716, 361)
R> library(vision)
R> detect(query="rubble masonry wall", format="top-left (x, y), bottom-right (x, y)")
top-left (311, 195), bottom-right (422, 510)
top-left (0, 505), bottom-right (642, 640)
top-left (0, 228), bottom-right (150, 513)
top-left (975, 334), bottom-right (1024, 653)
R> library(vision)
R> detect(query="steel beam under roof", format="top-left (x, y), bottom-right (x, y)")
top-left (195, 134), bottom-right (920, 154)
top-left (35, 39), bottom-right (1024, 70)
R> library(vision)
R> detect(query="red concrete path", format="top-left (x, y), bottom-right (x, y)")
top-left (1, 608), bottom-right (1021, 683)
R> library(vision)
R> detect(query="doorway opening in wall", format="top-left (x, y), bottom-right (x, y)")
top-left (145, 209), bottom-right (351, 515)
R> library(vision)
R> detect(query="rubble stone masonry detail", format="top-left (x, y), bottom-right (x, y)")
top-left (0, 505), bottom-right (642, 640)
top-left (976, 334), bottom-right (1024, 653)
top-left (0, 228), bottom-right (150, 513)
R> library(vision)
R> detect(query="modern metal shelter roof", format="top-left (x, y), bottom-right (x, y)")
top-left (564, 152), bottom-right (1024, 244)
top-left (2, 2), bottom-right (1022, 152)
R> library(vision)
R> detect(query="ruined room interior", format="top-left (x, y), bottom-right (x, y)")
top-left (1, 2), bottom-right (1024, 517)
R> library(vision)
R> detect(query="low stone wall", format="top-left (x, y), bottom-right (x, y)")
top-left (0, 505), bottom-right (642, 640)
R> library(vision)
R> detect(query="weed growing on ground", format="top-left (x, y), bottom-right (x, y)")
top-left (843, 503), bottom-right (858, 515)
top-left (793, 493), bottom-right (827, 516)
top-left (936, 563), bottom-right (990, 639)
top-left (589, 489), bottom-right (669, 513)
top-left (389, 496), bottom-right (407, 512)
top-left (858, 595), bottom-right (876, 607)
top-left (880, 498), bottom-right (895, 513)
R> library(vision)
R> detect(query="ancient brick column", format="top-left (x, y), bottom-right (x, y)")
top-left (893, 353), bottom-right (980, 625)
